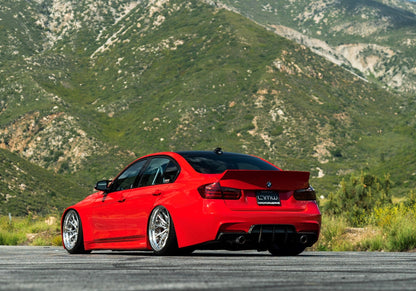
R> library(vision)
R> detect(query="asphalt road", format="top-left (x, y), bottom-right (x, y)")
top-left (1, 246), bottom-right (416, 290)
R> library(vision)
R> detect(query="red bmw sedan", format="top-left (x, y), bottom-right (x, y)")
top-left (61, 149), bottom-right (321, 256)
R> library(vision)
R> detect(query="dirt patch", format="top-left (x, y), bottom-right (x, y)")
top-left (341, 227), bottom-right (381, 246)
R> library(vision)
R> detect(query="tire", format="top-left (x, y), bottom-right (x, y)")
top-left (268, 243), bottom-right (306, 256)
top-left (148, 206), bottom-right (179, 255)
top-left (62, 209), bottom-right (90, 254)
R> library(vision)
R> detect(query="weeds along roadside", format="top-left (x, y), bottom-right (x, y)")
top-left (314, 171), bottom-right (416, 252)
top-left (0, 214), bottom-right (62, 246)
top-left (313, 200), bottom-right (416, 252)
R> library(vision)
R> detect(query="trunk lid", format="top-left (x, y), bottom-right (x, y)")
top-left (218, 170), bottom-right (309, 190)
top-left (218, 170), bottom-right (311, 211)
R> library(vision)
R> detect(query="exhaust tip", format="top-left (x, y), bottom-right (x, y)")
top-left (235, 235), bottom-right (246, 245)
top-left (299, 235), bottom-right (308, 245)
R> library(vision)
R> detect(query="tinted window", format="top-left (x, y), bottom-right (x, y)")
top-left (111, 159), bottom-right (147, 191)
top-left (177, 151), bottom-right (279, 174)
top-left (138, 157), bottom-right (179, 187)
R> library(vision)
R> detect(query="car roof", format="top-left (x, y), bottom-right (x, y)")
top-left (175, 150), bottom-right (249, 156)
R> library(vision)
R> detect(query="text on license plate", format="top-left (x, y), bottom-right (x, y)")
top-left (256, 191), bottom-right (281, 206)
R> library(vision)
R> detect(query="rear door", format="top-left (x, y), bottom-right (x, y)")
top-left (119, 157), bottom-right (180, 247)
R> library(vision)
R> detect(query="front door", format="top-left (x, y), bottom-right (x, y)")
top-left (90, 159), bottom-right (147, 246)
top-left (90, 157), bottom-right (180, 249)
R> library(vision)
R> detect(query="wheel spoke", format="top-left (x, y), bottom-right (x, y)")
top-left (155, 229), bottom-right (168, 238)
top-left (148, 207), bottom-right (172, 252)
top-left (69, 219), bottom-right (78, 229)
top-left (63, 210), bottom-right (80, 251)
top-left (157, 213), bottom-right (168, 226)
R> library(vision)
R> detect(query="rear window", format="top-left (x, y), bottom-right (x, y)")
top-left (177, 151), bottom-right (279, 174)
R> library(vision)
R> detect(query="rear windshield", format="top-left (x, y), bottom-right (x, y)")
top-left (177, 151), bottom-right (279, 174)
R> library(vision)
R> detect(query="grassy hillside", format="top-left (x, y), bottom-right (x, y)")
top-left (216, 0), bottom-right (416, 93)
top-left (0, 0), bottom-right (415, 215)
top-left (0, 149), bottom-right (89, 215)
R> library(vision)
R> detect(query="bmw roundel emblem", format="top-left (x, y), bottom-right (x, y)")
top-left (266, 181), bottom-right (272, 188)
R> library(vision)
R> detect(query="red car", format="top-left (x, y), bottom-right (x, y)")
top-left (61, 149), bottom-right (321, 256)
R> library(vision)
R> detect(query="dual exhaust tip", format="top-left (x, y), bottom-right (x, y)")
top-left (235, 235), bottom-right (247, 245)
top-left (299, 234), bottom-right (308, 245)
top-left (234, 234), bottom-right (309, 245)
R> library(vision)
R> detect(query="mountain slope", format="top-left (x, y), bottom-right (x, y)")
top-left (214, 0), bottom-right (416, 94)
top-left (0, 149), bottom-right (89, 215)
top-left (0, 0), bottom-right (415, 215)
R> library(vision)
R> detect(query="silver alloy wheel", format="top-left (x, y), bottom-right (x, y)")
top-left (148, 206), bottom-right (171, 252)
top-left (63, 210), bottom-right (80, 251)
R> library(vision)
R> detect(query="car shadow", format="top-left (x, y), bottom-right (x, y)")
top-left (88, 250), bottom-right (321, 257)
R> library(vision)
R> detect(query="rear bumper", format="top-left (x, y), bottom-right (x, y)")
top-left (215, 224), bottom-right (319, 251)
top-left (173, 199), bottom-right (321, 249)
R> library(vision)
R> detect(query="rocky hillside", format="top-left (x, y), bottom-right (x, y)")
top-left (214, 0), bottom-right (416, 94)
top-left (0, 0), bottom-right (415, 215)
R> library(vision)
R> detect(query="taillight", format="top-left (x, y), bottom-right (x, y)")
top-left (198, 182), bottom-right (241, 200)
top-left (294, 186), bottom-right (316, 201)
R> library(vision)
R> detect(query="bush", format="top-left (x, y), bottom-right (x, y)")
top-left (52, 235), bottom-right (63, 246)
top-left (315, 186), bottom-right (416, 252)
top-left (324, 172), bottom-right (392, 226)
top-left (359, 233), bottom-right (385, 251)
top-left (0, 231), bottom-right (25, 245)
top-left (367, 202), bottom-right (416, 251)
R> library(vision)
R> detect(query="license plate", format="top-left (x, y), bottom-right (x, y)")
top-left (256, 191), bottom-right (281, 206)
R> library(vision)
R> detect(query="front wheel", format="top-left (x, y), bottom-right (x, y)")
top-left (148, 206), bottom-right (179, 255)
top-left (62, 209), bottom-right (89, 254)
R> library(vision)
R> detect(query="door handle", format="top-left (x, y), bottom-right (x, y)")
top-left (152, 192), bottom-right (162, 196)
top-left (118, 198), bottom-right (126, 203)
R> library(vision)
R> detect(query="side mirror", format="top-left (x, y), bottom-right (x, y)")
top-left (95, 180), bottom-right (111, 192)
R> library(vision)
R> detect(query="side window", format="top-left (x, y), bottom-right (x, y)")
top-left (164, 160), bottom-right (180, 183)
top-left (111, 159), bottom-right (147, 191)
top-left (138, 158), bottom-right (179, 187)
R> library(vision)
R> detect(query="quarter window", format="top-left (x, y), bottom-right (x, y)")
top-left (138, 158), bottom-right (179, 187)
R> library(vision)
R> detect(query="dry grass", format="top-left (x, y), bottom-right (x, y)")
top-left (0, 215), bottom-right (62, 246)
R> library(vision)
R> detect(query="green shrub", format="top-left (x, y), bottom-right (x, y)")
top-left (366, 201), bottom-right (416, 251)
top-left (359, 233), bottom-right (385, 251)
top-left (324, 172), bottom-right (392, 226)
top-left (387, 220), bottom-right (416, 251)
top-left (316, 190), bottom-right (416, 252)
top-left (52, 235), bottom-right (63, 246)
top-left (0, 231), bottom-right (25, 245)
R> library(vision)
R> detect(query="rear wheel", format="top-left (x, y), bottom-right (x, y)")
top-left (268, 243), bottom-right (305, 256)
top-left (148, 206), bottom-right (179, 255)
top-left (62, 210), bottom-right (89, 254)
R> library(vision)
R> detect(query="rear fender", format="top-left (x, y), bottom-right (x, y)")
top-left (156, 193), bottom-right (219, 248)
